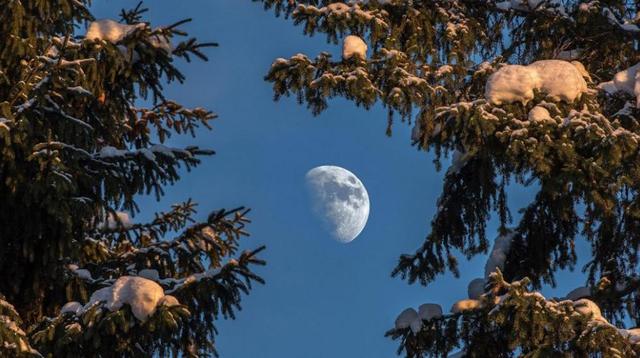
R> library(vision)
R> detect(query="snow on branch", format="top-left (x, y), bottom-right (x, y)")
top-left (485, 60), bottom-right (588, 105)
top-left (390, 222), bottom-right (640, 356)
top-left (0, 297), bottom-right (41, 357)
top-left (600, 6), bottom-right (640, 34)
top-left (97, 211), bottom-right (133, 231)
top-left (342, 35), bottom-right (367, 60)
top-left (493, 0), bottom-right (569, 17)
top-left (84, 276), bottom-right (180, 321)
top-left (598, 63), bottom-right (640, 107)
top-left (493, 1), bottom-right (640, 36)
top-left (292, 2), bottom-right (389, 38)
top-left (388, 270), bottom-right (640, 356)
top-left (42, 95), bottom-right (94, 131)
top-left (85, 19), bottom-right (147, 43)
top-left (72, 207), bottom-right (262, 295)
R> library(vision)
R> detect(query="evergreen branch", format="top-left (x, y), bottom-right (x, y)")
top-left (120, 1), bottom-right (148, 24)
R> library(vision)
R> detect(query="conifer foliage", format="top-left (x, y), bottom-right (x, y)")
top-left (254, 0), bottom-right (640, 356)
top-left (0, 1), bottom-right (264, 357)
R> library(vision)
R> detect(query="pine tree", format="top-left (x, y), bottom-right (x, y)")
top-left (253, 0), bottom-right (640, 356)
top-left (0, 2), bottom-right (265, 357)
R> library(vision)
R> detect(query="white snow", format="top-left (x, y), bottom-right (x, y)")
top-left (166, 267), bottom-right (222, 294)
top-left (619, 328), bottom-right (640, 344)
top-left (528, 105), bottom-right (552, 122)
top-left (418, 303), bottom-right (442, 320)
top-left (149, 33), bottom-right (172, 53)
top-left (201, 226), bottom-right (216, 241)
top-left (485, 65), bottom-right (540, 105)
top-left (599, 62), bottom-right (640, 106)
top-left (435, 65), bottom-right (454, 77)
top-left (20, 340), bottom-right (38, 356)
top-left (409, 317), bottom-right (422, 334)
top-left (137, 269), bottom-right (160, 281)
top-left (98, 146), bottom-right (126, 158)
top-left (0, 299), bottom-right (16, 314)
top-left (602, 7), bottom-right (640, 34)
top-left (411, 121), bottom-right (422, 141)
top-left (342, 35), bottom-right (367, 60)
top-left (598, 80), bottom-right (618, 94)
top-left (407, 272), bottom-right (640, 348)
top-left (495, 0), bottom-right (567, 16)
top-left (149, 144), bottom-right (177, 158)
top-left (573, 299), bottom-right (604, 321)
top-left (192, 228), bottom-right (218, 253)
top-left (447, 149), bottom-right (471, 176)
top-left (395, 306), bottom-right (426, 333)
top-left (571, 61), bottom-right (592, 81)
top-left (484, 232), bottom-right (514, 279)
top-left (65, 322), bottom-right (82, 333)
top-left (467, 278), bottom-right (485, 299)
top-left (528, 60), bottom-right (588, 102)
top-left (98, 211), bottom-right (133, 230)
top-left (117, 44), bottom-right (140, 62)
top-left (450, 299), bottom-right (481, 313)
top-left (158, 295), bottom-right (180, 307)
top-left (67, 86), bottom-right (93, 96)
top-left (60, 301), bottom-right (83, 315)
top-left (396, 308), bottom-right (422, 334)
top-left (485, 60), bottom-right (588, 105)
top-left (395, 308), bottom-right (418, 329)
top-left (0, 315), bottom-right (25, 335)
top-left (86, 276), bottom-right (169, 321)
top-left (565, 286), bottom-right (591, 301)
top-left (326, 2), bottom-right (350, 14)
top-left (73, 269), bottom-right (93, 281)
top-left (85, 19), bottom-right (146, 43)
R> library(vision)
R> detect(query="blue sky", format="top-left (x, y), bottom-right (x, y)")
top-left (91, 2), bottom-right (591, 357)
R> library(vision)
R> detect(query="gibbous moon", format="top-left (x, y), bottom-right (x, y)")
top-left (305, 166), bottom-right (370, 243)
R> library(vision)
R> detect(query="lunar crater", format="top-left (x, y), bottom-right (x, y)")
top-left (305, 166), bottom-right (370, 243)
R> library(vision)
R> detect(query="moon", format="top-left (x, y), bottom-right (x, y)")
top-left (305, 166), bottom-right (370, 243)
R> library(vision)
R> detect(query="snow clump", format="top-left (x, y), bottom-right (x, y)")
top-left (451, 299), bottom-right (481, 313)
top-left (158, 295), bottom-right (180, 307)
top-left (137, 269), bottom-right (160, 282)
top-left (485, 64), bottom-right (541, 105)
top-left (85, 19), bottom-right (146, 43)
top-left (98, 211), bottom-right (133, 230)
top-left (486, 60), bottom-right (588, 105)
top-left (342, 35), bottom-right (367, 60)
top-left (395, 307), bottom-right (423, 333)
top-left (467, 278), bottom-right (485, 300)
top-left (484, 232), bottom-right (514, 279)
top-left (528, 105), bottom-right (553, 122)
top-left (60, 301), bottom-right (83, 316)
top-left (598, 62), bottom-right (640, 107)
top-left (86, 276), bottom-right (174, 321)
top-left (528, 60), bottom-right (588, 102)
top-left (418, 303), bottom-right (443, 320)
top-left (573, 298), bottom-right (604, 321)
top-left (565, 286), bottom-right (591, 301)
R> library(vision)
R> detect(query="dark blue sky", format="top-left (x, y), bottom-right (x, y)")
top-left (92, 2), bottom-right (590, 357)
